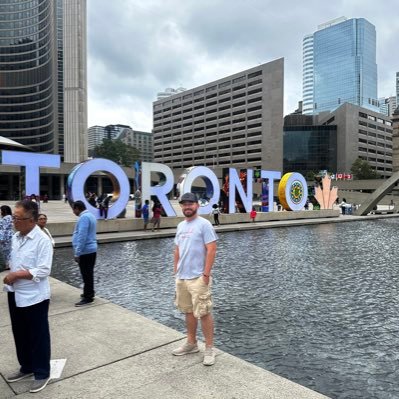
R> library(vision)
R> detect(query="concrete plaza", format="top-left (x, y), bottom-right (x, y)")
top-left (0, 276), bottom-right (329, 398)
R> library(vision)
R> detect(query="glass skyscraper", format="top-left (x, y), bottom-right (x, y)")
top-left (0, 0), bottom-right (87, 162)
top-left (303, 17), bottom-right (378, 115)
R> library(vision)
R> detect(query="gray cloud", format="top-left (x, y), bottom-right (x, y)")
top-left (87, 0), bottom-right (399, 130)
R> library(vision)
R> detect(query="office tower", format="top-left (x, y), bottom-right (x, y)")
top-left (152, 59), bottom-right (284, 172)
top-left (117, 128), bottom-right (153, 162)
top-left (303, 17), bottom-right (378, 115)
top-left (379, 96), bottom-right (397, 117)
top-left (396, 72), bottom-right (399, 108)
top-left (0, 0), bottom-right (87, 162)
top-left (87, 124), bottom-right (124, 151)
top-left (62, 0), bottom-right (87, 162)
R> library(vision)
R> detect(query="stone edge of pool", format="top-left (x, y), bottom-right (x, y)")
top-left (53, 210), bottom-right (399, 248)
top-left (0, 275), bottom-right (329, 398)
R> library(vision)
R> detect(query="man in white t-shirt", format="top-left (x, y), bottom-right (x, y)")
top-left (172, 192), bottom-right (218, 366)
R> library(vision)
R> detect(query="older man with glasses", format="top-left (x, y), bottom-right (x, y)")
top-left (3, 200), bottom-right (53, 393)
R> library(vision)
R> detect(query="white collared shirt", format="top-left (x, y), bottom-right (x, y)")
top-left (10, 225), bottom-right (53, 307)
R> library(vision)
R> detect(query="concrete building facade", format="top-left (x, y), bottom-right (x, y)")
top-left (284, 103), bottom-right (393, 178)
top-left (0, 0), bottom-right (87, 162)
top-left (117, 128), bottom-right (153, 162)
top-left (152, 59), bottom-right (284, 173)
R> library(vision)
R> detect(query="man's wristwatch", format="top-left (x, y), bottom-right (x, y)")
top-left (203, 274), bottom-right (210, 277)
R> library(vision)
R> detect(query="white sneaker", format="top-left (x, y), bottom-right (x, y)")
top-left (172, 341), bottom-right (199, 356)
top-left (203, 347), bottom-right (215, 366)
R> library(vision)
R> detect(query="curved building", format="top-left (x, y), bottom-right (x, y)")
top-left (0, 0), bottom-right (87, 162)
top-left (0, 0), bottom-right (58, 154)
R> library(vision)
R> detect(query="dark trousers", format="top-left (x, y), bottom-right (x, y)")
top-left (213, 214), bottom-right (220, 225)
top-left (79, 252), bottom-right (96, 299)
top-left (8, 293), bottom-right (51, 380)
top-left (99, 206), bottom-right (108, 219)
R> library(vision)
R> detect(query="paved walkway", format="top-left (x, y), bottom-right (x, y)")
top-left (0, 276), bottom-right (329, 398)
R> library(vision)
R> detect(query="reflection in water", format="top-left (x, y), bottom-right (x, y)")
top-left (52, 220), bottom-right (399, 399)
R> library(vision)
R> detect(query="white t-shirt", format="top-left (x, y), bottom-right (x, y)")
top-left (174, 216), bottom-right (218, 279)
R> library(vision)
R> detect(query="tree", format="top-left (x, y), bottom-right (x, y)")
top-left (92, 139), bottom-right (140, 166)
top-left (350, 158), bottom-right (379, 180)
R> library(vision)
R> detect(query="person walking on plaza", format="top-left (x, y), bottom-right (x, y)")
top-left (72, 200), bottom-right (98, 306)
top-left (0, 205), bottom-right (13, 270)
top-left (172, 192), bottom-right (218, 366)
top-left (250, 207), bottom-right (257, 223)
top-left (37, 213), bottom-right (55, 247)
top-left (142, 199), bottom-right (150, 230)
top-left (3, 200), bottom-right (53, 393)
top-left (151, 202), bottom-right (162, 231)
top-left (211, 204), bottom-right (221, 226)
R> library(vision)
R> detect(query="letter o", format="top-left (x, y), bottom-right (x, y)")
top-left (278, 172), bottom-right (308, 211)
top-left (67, 159), bottom-right (130, 219)
top-left (180, 166), bottom-right (220, 215)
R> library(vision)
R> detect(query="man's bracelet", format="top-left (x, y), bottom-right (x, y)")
top-left (203, 274), bottom-right (210, 277)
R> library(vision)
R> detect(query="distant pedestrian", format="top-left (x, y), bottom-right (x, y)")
top-left (98, 194), bottom-right (110, 219)
top-left (88, 193), bottom-right (97, 208)
top-left (339, 198), bottom-right (347, 215)
top-left (211, 204), bottom-right (220, 226)
top-left (142, 199), bottom-right (150, 230)
top-left (250, 207), bottom-right (257, 222)
top-left (172, 192), bottom-right (218, 366)
top-left (151, 202), bottom-right (162, 231)
top-left (37, 214), bottom-right (55, 247)
top-left (0, 205), bottom-right (13, 270)
top-left (72, 201), bottom-right (97, 306)
top-left (3, 200), bottom-right (53, 393)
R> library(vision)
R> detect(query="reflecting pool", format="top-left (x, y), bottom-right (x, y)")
top-left (52, 219), bottom-right (399, 399)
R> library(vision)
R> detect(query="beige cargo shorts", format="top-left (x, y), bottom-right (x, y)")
top-left (175, 276), bottom-right (213, 319)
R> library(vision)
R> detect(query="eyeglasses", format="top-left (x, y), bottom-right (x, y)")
top-left (12, 215), bottom-right (31, 221)
top-left (38, 217), bottom-right (47, 221)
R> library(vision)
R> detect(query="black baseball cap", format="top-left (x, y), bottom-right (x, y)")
top-left (179, 192), bottom-right (198, 203)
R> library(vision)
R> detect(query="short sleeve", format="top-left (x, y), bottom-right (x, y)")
top-left (202, 221), bottom-right (218, 244)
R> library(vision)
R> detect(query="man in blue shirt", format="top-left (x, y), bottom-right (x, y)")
top-left (142, 199), bottom-right (150, 230)
top-left (72, 201), bottom-right (97, 306)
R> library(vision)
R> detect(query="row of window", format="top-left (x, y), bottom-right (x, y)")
top-left (358, 138), bottom-right (393, 150)
top-left (156, 90), bottom-right (262, 113)
top-left (154, 104), bottom-right (262, 121)
top-left (154, 136), bottom-right (262, 150)
top-left (154, 112), bottom-right (262, 128)
top-left (358, 129), bottom-right (392, 141)
top-left (359, 111), bottom-right (392, 126)
top-left (154, 72), bottom-right (263, 109)
top-left (160, 157), bottom-right (263, 167)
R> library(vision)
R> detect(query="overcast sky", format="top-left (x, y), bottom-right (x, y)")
top-left (87, 0), bottom-right (399, 131)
